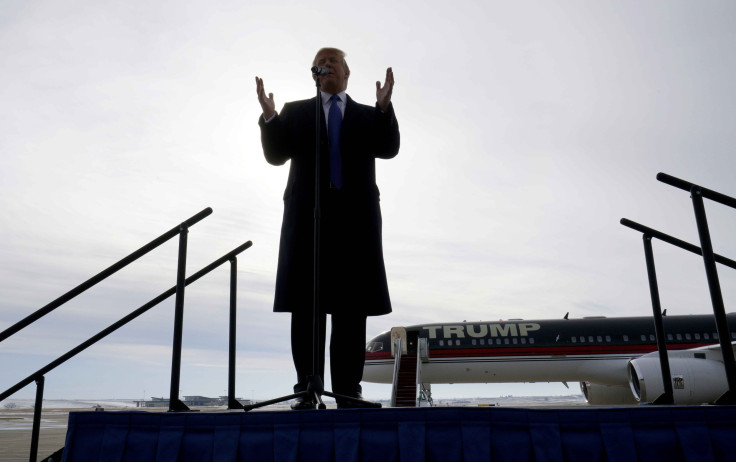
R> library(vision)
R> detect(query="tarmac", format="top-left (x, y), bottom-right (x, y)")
top-left (1, 407), bottom-right (77, 461)
top-left (0, 404), bottom-right (289, 461)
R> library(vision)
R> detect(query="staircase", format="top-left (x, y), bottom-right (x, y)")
top-left (394, 352), bottom-right (417, 407)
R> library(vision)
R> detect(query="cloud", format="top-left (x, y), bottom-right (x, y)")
top-left (2, 0), bottom-right (736, 401)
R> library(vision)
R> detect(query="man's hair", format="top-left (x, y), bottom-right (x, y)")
top-left (313, 47), bottom-right (350, 73)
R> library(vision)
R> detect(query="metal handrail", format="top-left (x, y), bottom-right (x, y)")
top-left (623, 172), bottom-right (736, 405)
top-left (227, 257), bottom-right (242, 410)
top-left (0, 241), bottom-right (252, 403)
top-left (415, 337), bottom-right (429, 407)
top-left (657, 172), bottom-right (736, 209)
top-left (2, 231), bottom-right (252, 462)
top-left (620, 219), bottom-right (736, 270)
top-left (656, 172), bottom-right (736, 404)
top-left (0, 207), bottom-right (213, 343)
top-left (415, 347), bottom-right (422, 407)
top-left (618, 223), bottom-right (675, 404)
top-left (390, 338), bottom-right (402, 407)
top-left (620, 218), bottom-right (736, 403)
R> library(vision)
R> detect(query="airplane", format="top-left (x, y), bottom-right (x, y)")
top-left (363, 313), bottom-right (736, 405)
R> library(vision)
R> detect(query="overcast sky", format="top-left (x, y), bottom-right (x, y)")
top-left (2, 0), bottom-right (736, 403)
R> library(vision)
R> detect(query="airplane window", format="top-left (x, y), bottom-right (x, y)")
top-left (456, 340), bottom-right (461, 346)
top-left (496, 339), bottom-right (502, 345)
top-left (588, 336), bottom-right (594, 342)
top-left (695, 333), bottom-right (701, 340)
top-left (571, 337), bottom-right (577, 343)
top-left (605, 336), bottom-right (611, 342)
top-left (529, 338), bottom-right (535, 344)
top-left (521, 338), bottom-right (526, 344)
top-left (480, 339), bottom-right (485, 345)
top-left (676, 334), bottom-right (682, 341)
top-left (640, 335), bottom-right (646, 341)
top-left (504, 338), bottom-right (509, 345)
top-left (580, 336), bottom-right (586, 343)
top-left (685, 333), bottom-right (691, 340)
top-left (667, 334), bottom-right (673, 341)
top-left (623, 335), bottom-right (629, 341)
top-left (365, 342), bottom-right (383, 353)
top-left (439, 340), bottom-right (444, 346)
top-left (649, 334), bottom-right (655, 341)
top-left (512, 338), bottom-right (518, 344)
top-left (596, 336), bottom-right (602, 342)
top-left (704, 333), bottom-right (710, 340)
top-left (472, 339), bottom-right (477, 345)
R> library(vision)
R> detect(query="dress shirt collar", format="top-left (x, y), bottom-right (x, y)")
top-left (321, 90), bottom-right (346, 122)
top-left (321, 90), bottom-right (347, 107)
top-left (320, 90), bottom-right (348, 112)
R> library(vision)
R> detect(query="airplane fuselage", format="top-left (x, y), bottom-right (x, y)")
top-left (363, 314), bottom-right (736, 388)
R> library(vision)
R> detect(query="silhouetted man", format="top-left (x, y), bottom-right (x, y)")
top-left (256, 47), bottom-right (399, 409)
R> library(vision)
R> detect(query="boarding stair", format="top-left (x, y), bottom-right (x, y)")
top-left (394, 351), bottom-right (418, 407)
top-left (390, 328), bottom-right (433, 407)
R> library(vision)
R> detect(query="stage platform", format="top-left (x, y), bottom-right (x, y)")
top-left (61, 405), bottom-right (736, 461)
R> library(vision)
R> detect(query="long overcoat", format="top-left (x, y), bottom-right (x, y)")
top-left (258, 95), bottom-right (400, 316)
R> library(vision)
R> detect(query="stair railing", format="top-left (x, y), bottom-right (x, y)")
top-left (0, 208), bottom-right (254, 461)
top-left (620, 218), bottom-right (736, 404)
top-left (0, 207), bottom-right (212, 343)
top-left (621, 172), bottom-right (736, 405)
top-left (415, 338), bottom-right (427, 407)
top-left (390, 337), bottom-right (403, 407)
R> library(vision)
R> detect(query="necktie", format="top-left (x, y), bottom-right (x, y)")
top-left (328, 94), bottom-right (343, 189)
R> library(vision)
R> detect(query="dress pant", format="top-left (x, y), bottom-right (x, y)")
top-left (291, 309), bottom-right (367, 397)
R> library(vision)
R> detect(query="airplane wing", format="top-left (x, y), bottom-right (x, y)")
top-left (683, 341), bottom-right (736, 353)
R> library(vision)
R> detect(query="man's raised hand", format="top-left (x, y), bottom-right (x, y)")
top-left (255, 76), bottom-right (276, 120)
top-left (376, 67), bottom-right (394, 112)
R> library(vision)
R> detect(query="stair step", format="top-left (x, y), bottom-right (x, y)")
top-left (394, 354), bottom-right (419, 408)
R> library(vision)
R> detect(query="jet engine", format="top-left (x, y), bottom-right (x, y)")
top-left (628, 349), bottom-right (729, 404)
top-left (579, 381), bottom-right (638, 405)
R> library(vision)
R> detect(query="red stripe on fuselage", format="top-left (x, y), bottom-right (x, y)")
top-left (365, 343), bottom-right (708, 360)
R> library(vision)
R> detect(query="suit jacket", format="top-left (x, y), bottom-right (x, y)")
top-left (259, 95), bottom-right (400, 316)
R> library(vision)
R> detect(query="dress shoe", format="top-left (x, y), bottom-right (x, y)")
top-left (290, 397), bottom-right (316, 410)
top-left (336, 393), bottom-right (380, 409)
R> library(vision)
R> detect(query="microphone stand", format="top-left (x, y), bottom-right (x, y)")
top-left (243, 73), bottom-right (379, 411)
top-left (306, 73), bottom-right (327, 408)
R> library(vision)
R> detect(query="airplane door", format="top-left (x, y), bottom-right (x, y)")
top-left (390, 327), bottom-right (407, 357)
top-left (407, 330), bottom-right (419, 354)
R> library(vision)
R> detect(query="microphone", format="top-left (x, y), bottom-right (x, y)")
top-left (311, 66), bottom-right (330, 76)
